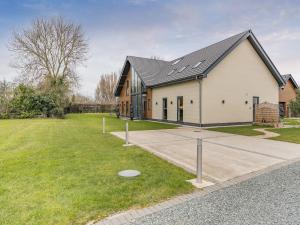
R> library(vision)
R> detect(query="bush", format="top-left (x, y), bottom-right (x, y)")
top-left (19, 111), bottom-right (37, 119)
top-left (0, 83), bottom-right (72, 120)
top-left (50, 107), bottom-right (65, 119)
top-left (290, 90), bottom-right (300, 117)
top-left (8, 84), bottom-right (60, 119)
top-left (0, 112), bottom-right (10, 119)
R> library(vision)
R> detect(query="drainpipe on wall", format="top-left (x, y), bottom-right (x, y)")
top-left (197, 76), bottom-right (202, 127)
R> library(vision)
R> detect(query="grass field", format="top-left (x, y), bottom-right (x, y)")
top-left (207, 123), bottom-right (300, 144)
top-left (282, 118), bottom-right (300, 126)
top-left (0, 114), bottom-right (193, 225)
top-left (268, 128), bottom-right (300, 144)
top-left (207, 125), bottom-right (268, 136)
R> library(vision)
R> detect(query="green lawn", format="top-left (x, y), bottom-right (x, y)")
top-left (207, 125), bottom-right (268, 136)
top-left (0, 114), bottom-right (193, 225)
top-left (268, 128), bottom-right (300, 144)
top-left (282, 118), bottom-right (300, 126)
top-left (207, 123), bottom-right (300, 144)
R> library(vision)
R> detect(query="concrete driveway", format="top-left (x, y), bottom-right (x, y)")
top-left (112, 127), bottom-right (300, 182)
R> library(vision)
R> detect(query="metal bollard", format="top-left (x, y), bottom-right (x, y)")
top-left (102, 117), bottom-right (105, 134)
top-left (125, 121), bottom-right (129, 145)
top-left (196, 138), bottom-right (202, 184)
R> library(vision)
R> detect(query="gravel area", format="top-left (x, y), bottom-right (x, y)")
top-left (126, 161), bottom-right (300, 225)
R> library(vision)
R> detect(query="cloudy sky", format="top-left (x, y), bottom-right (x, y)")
top-left (0, 0), bottom-right (299, 97)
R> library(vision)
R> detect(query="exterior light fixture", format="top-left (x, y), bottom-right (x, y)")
top-left (222, 100), bottom-right (225, 104)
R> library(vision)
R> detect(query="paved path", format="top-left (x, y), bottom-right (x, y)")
top-left (125, 161), bottom-right (300, 225)
top-left (253, 128), bottom-right (280, 138)
top-left (112, 127), bottom-right (300, 182)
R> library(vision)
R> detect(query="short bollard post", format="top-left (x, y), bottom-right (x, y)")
top-left (102, 117), bottom-right (105, 134)
top-left (125, 121), bottom-right (129, 145)
top-left (196, 138), bottom-right (202, 184)
top-left (186, 138), bottom-right (213, 188)
top-left (123, 121), bottom-right (133, 147)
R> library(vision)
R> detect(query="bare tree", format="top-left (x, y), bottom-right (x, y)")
top-left (9, 17), bottom-right (88, 110)
top-left (95, 73), bottom-right (118, 104)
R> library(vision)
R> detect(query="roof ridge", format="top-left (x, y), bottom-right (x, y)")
top-left (281, 74), bottom-right (299, 88)
top-left (127, 55), bottom-right (168, 63)
top-left (115, 29), bottom-right (284, 95)
top-left (170, 30), bottom-right (250, 63)
top-left (127, 30), bottom-right (251, 64)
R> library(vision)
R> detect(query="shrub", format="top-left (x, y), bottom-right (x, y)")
top-left (290, 90), bottom-right (300, 117)
top-left (0, 83), bottom-right (72, 119)
top-left (19, 111), bottom-right (37, 119)
top-left (9, 84), bottom-right (60, 119)
top-left (50, 107), bottom-right (65, 119)
top-left (0, 112), bottom-right (10, 119)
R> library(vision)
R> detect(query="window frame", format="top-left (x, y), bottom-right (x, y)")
top-left (162, 98), bottom-right (168, 120)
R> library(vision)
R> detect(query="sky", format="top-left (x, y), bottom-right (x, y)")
top-left (0, 0), bottom-right (300, 97)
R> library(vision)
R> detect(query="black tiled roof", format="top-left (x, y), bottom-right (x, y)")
top-left (128, 31), bottom-right (248, 87)
top-left (115, 30), bottom-right (285, 96)
top-left (282, 74), bottom-right (299, 89)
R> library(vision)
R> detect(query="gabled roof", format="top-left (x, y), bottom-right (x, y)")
top-left (282, 74), bottom-right (299, 89)
top-left (127, 56), bottom-right (168, 85)
top-left (115, 30), bottom-right (285, 96)
top-left (114, 57), bottom-right (168, 96)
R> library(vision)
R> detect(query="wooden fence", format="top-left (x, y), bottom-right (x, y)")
top-left (254, 102), bottom-right (279, 124)
top-left (65, 104), bottom-right (116, 114)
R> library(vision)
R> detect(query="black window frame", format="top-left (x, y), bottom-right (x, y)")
top-left (162, 98), bottom-right (168, 120)
top-left (252, 96), bottom-right (260, 122)
top-left (177, 96), bottom-right (183, 122)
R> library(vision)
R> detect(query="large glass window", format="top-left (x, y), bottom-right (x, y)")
top-left (131, 67), bottom-right (142, 94)
top-left (126, 80), bottom-right (130, 96)
top-left (131, 67), bottom-right (144, 119)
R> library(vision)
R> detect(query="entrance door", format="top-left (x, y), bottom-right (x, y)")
top-left (253, 96), bottom-right (259, 122)
top-left (279, 102), bottom-right (285, 118)
top-left (177, 96), bottom-right (183, 122)
top-left (143, 100), bottom-right (147, 118)
top-left (126, 101), bottom-right (129, 116)
top-left (162, 98), bottom-right (167, 120)
top-left (132, 95), bottom-right (141, 119)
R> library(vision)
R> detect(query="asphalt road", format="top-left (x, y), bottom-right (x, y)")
top-left (126, 161), bottom-right (300, 225)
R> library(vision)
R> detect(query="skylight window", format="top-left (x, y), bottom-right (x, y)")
top-left (168, 70), bottom-right (175, 75)
top-left (172, 58), bottom-right (182, 65)
top-left (193, 60), bottom-right (204, 68)
top-left (178, 66), bottom-right (187, 73)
